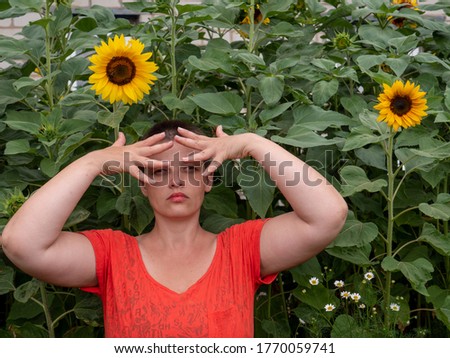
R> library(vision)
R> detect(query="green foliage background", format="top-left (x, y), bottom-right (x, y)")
top-left (0, 0), bottom-right (449, 337)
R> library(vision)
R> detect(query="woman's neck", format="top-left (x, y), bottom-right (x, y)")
top-left (148, 215), bottom-right (210, 250)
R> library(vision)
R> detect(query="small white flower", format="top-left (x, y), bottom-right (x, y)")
top-left (350, 293), bottom-right (361, 302)
top-left (302, 289), bottom-right (307, 294)
top-left (364, 271), bottom-right (375, 281)
top-left (359, 304), bottom-right (366, 309)
top-left (334, 280), bottom-right (345, 288)
top-left (340, 291), bottom-right (351, 299)
top-left (309, 277), bottom-right (319, 286)
top-left (324, 304), bottom-right (335, 312)
top-left (390, 303), bottom-right (400, 312)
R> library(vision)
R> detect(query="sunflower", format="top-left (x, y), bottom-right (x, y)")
top-left (89, 34), bottom-right (158, 105)
top-left (389, 0), bottom-right (419, 27)
top-left (373, 80), bottom-right (428, 131)
top-left (392, 0), bottom-right (418, 8)
top-left (240, 5), bottom-right (270, 25)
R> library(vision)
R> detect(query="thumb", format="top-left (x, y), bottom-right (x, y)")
top-left (215, 125), bottom-right (228, 138)
top-left (112, 132), bottom-right (126, 147)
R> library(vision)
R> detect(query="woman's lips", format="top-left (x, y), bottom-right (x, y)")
top-left (167, 192), bottom-right (188, 202)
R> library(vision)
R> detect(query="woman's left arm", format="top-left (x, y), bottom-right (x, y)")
top-left (175, 126), bottom-right (348, 276)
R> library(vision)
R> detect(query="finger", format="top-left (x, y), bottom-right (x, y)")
top-left (174, 134), bottom-right (205, 151)
top-left (112, 132), bottom-right (126, 147)
top-left (176, 126), bottom-right (199, 139)
top-left (215, 125), bottom-right (228, 138)
top-left (137, 132), bottom-right (166, 147)
top-left (202, 156), bottom-right (223, 176)
top-left (180, 148), bottom-right (213, 163)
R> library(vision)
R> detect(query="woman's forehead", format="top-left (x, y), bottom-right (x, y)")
top-left (152, 142), bottom-right (198, 161)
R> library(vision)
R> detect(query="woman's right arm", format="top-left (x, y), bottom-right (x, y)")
top-left (1, 132), bottom-right (171, 287)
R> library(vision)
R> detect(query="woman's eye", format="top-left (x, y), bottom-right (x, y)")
top-left (152, 169), bottom-right (168, 176)
top-left (181, 165), bottom-right (199, 173)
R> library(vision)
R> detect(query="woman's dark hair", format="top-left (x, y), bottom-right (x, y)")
top-left (142, 120), bottom-right (205, 141)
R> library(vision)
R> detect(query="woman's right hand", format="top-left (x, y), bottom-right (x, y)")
top-left (90, 132), bottom-right (174, 184)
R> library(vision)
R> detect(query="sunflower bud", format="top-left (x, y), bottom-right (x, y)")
top-left (333, 32), bottom-right (352, 50)
top-left (0, 189), bottom-right (27, 218)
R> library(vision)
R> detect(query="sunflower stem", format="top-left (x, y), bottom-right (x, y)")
top-left (384, 129), bottom-right (396, 327)
top-left (169, 2), bottom-right (179, 119)
top-left (44, 0), bottom-right (55, 109)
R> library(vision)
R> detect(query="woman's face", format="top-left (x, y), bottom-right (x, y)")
top-left (141, 142), bottom-right (212, 220)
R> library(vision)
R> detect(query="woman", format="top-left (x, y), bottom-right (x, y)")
top-left (1, 120), bottom-right (348, 337)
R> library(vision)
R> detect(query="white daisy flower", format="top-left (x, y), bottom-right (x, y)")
top-left (324, 304), bottom-right (335, 312)
top-left (359, 304), bottom-right (366, 309)
top-left (309, 277), bottom-right (319, 286)
top-left (340, 291), bottom-right (351, 299)
top-left (334, 280), bottom-right (344, 288)
top-left (364, 271), bottom-right (375, 280)
top-left (350, 293), bottom-right (361, 302)
top-left (390, 303), bottom-right (400, 312)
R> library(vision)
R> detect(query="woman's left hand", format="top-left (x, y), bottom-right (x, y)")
top-left (174, 126), bottom-right (252, 176)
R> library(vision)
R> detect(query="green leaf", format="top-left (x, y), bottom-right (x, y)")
top-left (381, 256), bottom-right (433, 296)
top-left (293, 285), bottom-right (339, 311)
top-left (355, 146), bottom-right (386, 170)
top-left (342, 127), bottom-right (389, 151)
top-left (292, 105), bottom-right (353, 130)
top-left (4, 139), bottom-right (30, 155)
top-left (9, 0), bottom-right (43, 11)
top-left (339, 166), bottom-right (387, 197)
top-left (60, 92), bottom-right (96, 106)
top-left (328, 219), bottom-right (378, 248)
top-left (258, 76), bottom-right (284, 106)
top-left (355, 54), bottom-right (387, 73)
top-left (74, 290), bottom-right (103, 326)
top-left (272, 127), bottom-right (343, 149)
top-left (388, 34), bottom-right (418, 54)
top-left (61, 57), bottom-right (90, 80)
top-left (13, 278), bottom-right (40, 303)
top-left (13, 77), bottom-right (44, 93)
top-left (39, 158), bottom-right (60, 178)
top-left (237, 159), bottom-right (275, 218)
top-left (426, 286), bottom-right (450, 330)
top-left (384, 56), bottom-right (410, 77)
top-left (130, 195), bottom-right (153, 235)
top-left (395, 148), bottom-right (437, 173)
top-left (418, 194), bottom-right (450, 221)
top-left (340, 96), bottom-right (368, 118)
top-left (203, 185), bottom-right (238, 218)
top-left (64, 206), bottom-right (91, 228)
top-left (189, 92), bottom-right (243, 116)
top-left (260, 319), bottom-right (291, 338)
top-left (411, 139), bottom-right (450, 160)
top-left (419, 223), bottom-right (450, 256)
top-left (97, 106), bottom-right (129, 128)
top-left (326, 244), bottom-right (372, 266)
top-left (115, 190), bottom-right (132, 215)
top-left (331, 315), bottom-right (366, 338)
top-left (312, 79), bottom-right (339, 106)
top-left (202, 214), bottom-right (244, 234)
top-left (259, 102), bottom-right (295, 124)
top-left (4, 110), bottom-right (41, 135)
top-left (0, 261), bottom-right (15, 295)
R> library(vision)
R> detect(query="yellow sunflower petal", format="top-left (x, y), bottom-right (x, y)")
top-left (374, 80), bottom-right (427, 130)
top-left (88, 35), bottom-right (158, 104)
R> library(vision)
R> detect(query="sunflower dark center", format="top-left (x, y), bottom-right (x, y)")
top-left (390, 96), bottom-right (412, 116)
top-left (106, 56), bottom-right (136, 85)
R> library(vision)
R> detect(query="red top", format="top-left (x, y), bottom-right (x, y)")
top-left (80, 219), bottom-right (277, 338)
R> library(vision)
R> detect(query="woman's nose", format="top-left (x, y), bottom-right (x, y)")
top-left (168, 168), bottom-right (184, 188)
